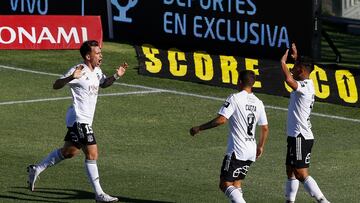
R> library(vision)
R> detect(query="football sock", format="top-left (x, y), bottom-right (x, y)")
top-left (285, 178), bottom-right (299, 202)
top-left (85, 159), bottom-right (104, 196)
top-left (303, 176), bottom-right (327, 202)
top-left (224, 186), bottom-right (246, 203)
top-left (36, 149), bottom-right (65, 174)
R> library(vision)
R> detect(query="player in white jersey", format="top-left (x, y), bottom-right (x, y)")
top-left (281, 44), bottom-right (330, 203)
top-left (27, 40), bottom-right (128, 203)
top-left (190, 70), bottom-right (269, 203)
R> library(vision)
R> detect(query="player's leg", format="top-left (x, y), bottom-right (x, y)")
top-left (80, 124), bottom-right (118, 203)
top-left (284, 137), bottom-right (300, 203)
top-left (294, 168), bottom-right (330, 203)
top-left (285, 165), bottom-right (300, 203)
top-left (27, 141), bottom-right (80, 191)
top-left (303, 176), bottom-right (330, 203)
top-left (83, 145), bottom-right (118, 202)
top-left (293, 135), bottom-right (330, 203)
top-left (83, 144), bottom-right (103, 195)
top-left (219, 153), bottom-right (250, 203)
top-left (220, 179), bottom-right (246, 203)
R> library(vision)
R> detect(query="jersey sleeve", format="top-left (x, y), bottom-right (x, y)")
top-left (61, 66), bottom-right (76, 79)
top-left (295, 81), bottom-right (308, 94)
top-left (218, 95), bottom-right (235, 119)
top-left (257, 102), bottom-right (268, 126)
top-left (98, 69), bottom-right (107, 85)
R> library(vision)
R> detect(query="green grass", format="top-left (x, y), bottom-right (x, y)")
top-left (0, 42), bottom-right (359, 203)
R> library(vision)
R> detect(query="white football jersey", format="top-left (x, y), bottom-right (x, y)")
top-left (218, 90), bottom-right (268, 162)
top-left (61, 63), bottom-right (106, 127)
top-left (287, 79), bottom-right (315, 140)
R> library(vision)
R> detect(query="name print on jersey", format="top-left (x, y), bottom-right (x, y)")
top-left (245, 104), bottom-right (256, 112)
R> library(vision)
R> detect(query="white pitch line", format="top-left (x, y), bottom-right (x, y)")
top-left (0, 90), bottom-right (162, 106)
top-left (0, 96), bottom-right (72, 105)
top-left (0, 65), bottom-right (61, 77)
top-left (1, 64), bottom-right (360, 123)
top-left (115, 83), bottom-right (360, 123)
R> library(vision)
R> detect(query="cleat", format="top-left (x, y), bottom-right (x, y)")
top-left (318, 197), bottom-right (330, 203)
top-left (27, 165), bottom-right (39, 192)
top-left (95, 193), bottom-right (119, 202)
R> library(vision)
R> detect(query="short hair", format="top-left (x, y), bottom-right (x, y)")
top-left (239, 70), bottom-right (256, 87)
top-left (295, 55), bottom-right (314, 73)
top-left (80, 40), bottom-right (99, 59)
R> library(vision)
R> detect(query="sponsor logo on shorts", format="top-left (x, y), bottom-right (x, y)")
top-left (233, 165), bottom-right (250, 178)
top-left (87, 135), bottom-right (94, 143)
top-left (305, 153), bottom-right (311, 164)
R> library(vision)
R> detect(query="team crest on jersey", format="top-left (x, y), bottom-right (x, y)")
top-left (96, 73), bottom-right (101, 80)
top-left (299, 81), bottom-right (305, 87)
top-left (223, 101), bottom-right (230, 108)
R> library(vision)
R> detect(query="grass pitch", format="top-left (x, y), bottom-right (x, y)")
top-left (0, 42), bottom-right (359, 203)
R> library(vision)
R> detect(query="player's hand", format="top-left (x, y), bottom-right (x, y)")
top-left (290, 43), bottom-right (298, 60)
top-left (115, 62), bottom-right (128, 78)
top-left (256, 146), bottom-right (264, 159)
top-left (281, 49), bottom-right (289, 64)
top-left (190, 126), bottom-right (200, 136)
top-left (73, 65), bottom-right (84, 79)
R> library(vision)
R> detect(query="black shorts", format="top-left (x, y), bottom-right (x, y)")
top-left (286, 134), bottom-right (314, 168)
top-left (220, 153), bottom-right (253, 182)
top-left (64, 122), bottom-right (97, 149)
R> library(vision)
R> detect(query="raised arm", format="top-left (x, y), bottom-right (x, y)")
top-left (290, 43), bottom-right (298, 61)
top-left (53, 65), bottom-right (84, 90)
top-left (190, 115), bottom-right (227, 136)
top-left (100, 62), bottom-right (128, 88)
top-left (280, 49), bottom-right (298, 90)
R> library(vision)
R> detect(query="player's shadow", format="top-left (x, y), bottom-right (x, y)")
top-left (1, 187), bottom-right (174, 203)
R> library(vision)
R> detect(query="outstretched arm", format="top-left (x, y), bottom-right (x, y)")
top-left (100, 62), bottom-right (128, 88)
top-left (53, 65), bottom-right (84, 90)
top-left (189, 115), bottom-right (227, 136)
top-left (256, 124), bottom-right (269, 159)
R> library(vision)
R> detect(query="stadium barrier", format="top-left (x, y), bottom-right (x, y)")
top-left (0, 0), bottom-right (320, 60)
top-left (1, 0), bottom-right (359, 107)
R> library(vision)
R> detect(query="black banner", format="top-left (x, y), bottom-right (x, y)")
top-left (0, 0), bottom-right (321, 60)
top-left (136, 44), bottom-right (360, 107)
top-left (110, 0), bottom-right (319, 61)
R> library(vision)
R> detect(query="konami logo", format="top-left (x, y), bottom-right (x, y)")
top-left (0, 15), bottom-right (103, 50)
top-left (0, 26), bottom-right (88, 44)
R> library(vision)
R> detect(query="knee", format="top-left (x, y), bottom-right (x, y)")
top-left (62, 152), bottom-right (75, 159)
top-left (61, 148), bottom-right (79, 159)
top-left (286, 166), bottom-right (308, 181)
top-left (293, 171), bottom-right (308, 182)
top-left (295, 174), bottom-right (307, 182)
top-left (83, 145), bottom-right (98, 160)
top-left (85, 152), bottom-right (98, 160)
top-left (219, 179), bottom-right (233, 192)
